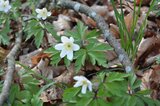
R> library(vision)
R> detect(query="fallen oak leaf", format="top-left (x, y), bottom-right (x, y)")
top-left (134, 36), bottom-right (160, 68)
top-left (19, 48), bottom-right (43, 67)
top-left (32, 58), bottom-right (66, 79)
top-left (136, 0), bottom-right (151, 6)
top-left (31, 53), bottom-right (51, 65)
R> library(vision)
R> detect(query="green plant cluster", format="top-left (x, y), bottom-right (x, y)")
top-left (152, 0), bottom-right (160, 16)
top-left (1, 63), bottom-right (54, 106)
top-left (45, 21), bottom-right (113, 72)
top-left (63, 72), bottom-right (160, 106)
top-left (111, 0), bottom-right (155, 61)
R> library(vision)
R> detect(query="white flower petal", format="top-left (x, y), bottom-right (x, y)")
top-left (61, 36), bottom-right (70, 43)
top-left (5, 1), bottom-right (9, 5)
top-left (73, 75), bottom-right (92, 94)
top-left (36, 9), bottom-right (41, 13)
top-left (37, 15), bottom-right (41, 19)
top-left (55, 43), bottom-right (63, 50)
top-left (74, 81), bottom-right (82, 87)
top-left (73, 44), bottom-right (80, 51)
top-left (8, 5), bottom-right (11, 9)
top-left (73, 76), bottom-right (84, 81)
top-left (67, 51), bottom-right (73, 60)
top-left (42, 16), bottom-right (47, 20)
top-left (60, 49), bottom-right (67, 58)
top-left (81, 85), bottom-right (87, 94)
top-left (88, 82), bottom-right (92, 91)
top-left (4, 9), bottom-right (8, 13)
top-left (70, 37), bottom-right (74, 42)
top-left (47, 12), bottom-right (51, 16)
top-left (42, 8), bottom-right (47, 12)
top-left (0, 6), bottom-right (3, 11)
top-left (0, 0), bottom-right (11, 13)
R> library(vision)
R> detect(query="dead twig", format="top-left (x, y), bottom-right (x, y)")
top-left (143, 54), bottom-right (160, 68)
top-left (0, 30), bottom-right (22, 106)
top-left (56, 0), bottom-right (133, 73)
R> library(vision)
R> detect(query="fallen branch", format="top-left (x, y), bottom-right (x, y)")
top-left (143, 54), bottom-right (160, 68)
top-left (56, 0), bottom-right (133, 73)
top-left (0, 31), bottom-right (22, 106)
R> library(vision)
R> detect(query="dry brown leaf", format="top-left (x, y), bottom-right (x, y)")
top-left (20, 48), bottom-right (43, 67)
top-left (138, 65), bottom-right (160, 99)
top-left (109, 23), bottom-right (120, 38)
top-left (0, 47), bottom-right (9, 66)
top-left (134, 36), bottom-right (160, 68)
top-left (54, 64), bottom-right (75, 84)
top-left (136, 0), bottom-right (151, 6)
top-left (53, 14), bottom-right (71, 31)
top-left (124, 12), bottom-right (133, 32)
top-left (141, 69), bottom-right (152, 90)
top-left (31, 53), bottom-right (50, 65)
top-left (81, 14), bottom-right (97, 28)
top-left (150, 65), bottom-right (160, 99)
top-left (32, 59), bottom-right (66, 79)
top-left (91, 5), bottom-right (109, 17)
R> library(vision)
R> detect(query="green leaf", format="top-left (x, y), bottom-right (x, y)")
top-left (136, 90), bottom-right (151, 96)
top-left (76, 21), bottom-right (88, 38)
top-left (85, 30), bottom-right (100, 39)
top-left (26, 26), bottom-right (41, 40)
top-left (13, 100), bottom-right (24, 106)
top-left (24, 19), bottom-right (39, 32)
top-left (35, 30), bottom-right (44, 48)
top-left (98, 84), bottom-right (112, 97)
top-left (9, 84), bottom-right (20, 104)
top-left (135, 98), bottom-right (145, 106)
top-left (44, 47), bottom-right (58, 54)
top-left (65, 30), bottom-right (79, 40)
top-left (98, 72), bottom-right (106, 82)
top-left (76, 97), bottom-right (93, 106)
top-left (75, 49), bottom-right (86, 72)
top-left (23, 84), bottom-right (40, 95)
top-left (140, 96), bottom-right (155, 106)
top-left (97, 98), bottom-right (111, 106)
top-left (16, 90), bottom-right (32, 103)
top-left (24, 19), bottom-right (45, 48)
top-left (44, 23), bottom-right (60, 41)
top-left (126, 96), bottom-right (137, 106)
top-left (89, 99), bottom-right (98, 106)
top-left (86, 43), bottom-right (113, 51)
top-left (106, 72), bottom-right (129, 82)
top-left (0, 19), bottom-right (10, 45)
top-left (63, 87), bottom-right (81, 103)
top-left (50, 52), bottom-right (61, 66)
top-left (88, 51), bottom-right (107, 67)
top-left (45, 46), bottom-right (62, 66)
top-left (129, 73), bottom-right (138, 89)
top-left (21, 74), bottom-right (39, 85)
top-left (64, 57), bottom-right (71, 67)
top-left (31, 95), bottom-right (43, 106)
top-left (104, 81), bottom-right (128, 96)
top-left (0, 33), bottom-right (10, 45)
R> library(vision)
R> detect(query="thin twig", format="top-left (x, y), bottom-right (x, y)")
top-left (56, 0), bottom-right (133, 73)
top-left (143, 54), bottom-right (160, 68)
top-left (0, 31), bottom-right (22, 106)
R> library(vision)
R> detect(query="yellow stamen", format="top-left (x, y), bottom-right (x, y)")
top-left (64, 42), bottom-right (73, 51)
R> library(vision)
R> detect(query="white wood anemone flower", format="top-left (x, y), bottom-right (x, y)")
top-left (73, 76), bottom-right (92, 94)
top-left (0, 0), bottom-right (11, 13)
top-left (35, 8), bottom-right (51, 20)
top-left (55, 36), bottom-right (80, 60)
